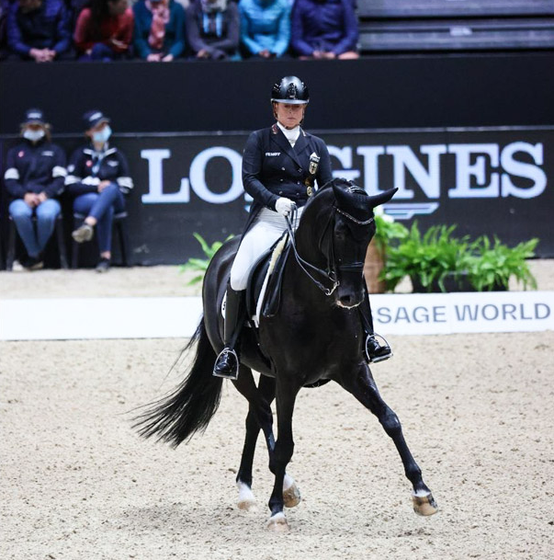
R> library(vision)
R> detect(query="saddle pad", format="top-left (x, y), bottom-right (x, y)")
top-left (247, 234), bottom-right (289, 328)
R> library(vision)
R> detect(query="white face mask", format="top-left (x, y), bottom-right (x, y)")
top-left (92, 125), bottom-right (112, 144)
top-left (23, 128), bottom-right (45, 142)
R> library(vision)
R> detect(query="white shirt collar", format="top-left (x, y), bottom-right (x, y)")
top-left (276, 121), bottom-right (301, 147)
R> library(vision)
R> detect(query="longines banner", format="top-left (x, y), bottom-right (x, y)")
top-left (1, 126), bottom-right (552, 264)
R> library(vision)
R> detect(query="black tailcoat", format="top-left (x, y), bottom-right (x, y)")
top-left (241, 123), bottom-right (333, 235)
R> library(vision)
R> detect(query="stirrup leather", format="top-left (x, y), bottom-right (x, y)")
top-left (365, 333), bottom-right (393, 364)
top-left (213, 348), bottom-right (239, 380)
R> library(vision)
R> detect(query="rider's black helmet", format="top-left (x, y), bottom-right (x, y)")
top-left (271, 76), bottom-right (310, 105)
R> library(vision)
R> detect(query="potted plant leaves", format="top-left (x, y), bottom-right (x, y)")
top-left (180, 233), bottom-right (234, 286)
top-left (381, 222), bottom-right (538, 293)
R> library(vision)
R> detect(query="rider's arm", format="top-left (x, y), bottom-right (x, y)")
top-left (242, 130), bottom-right (280, 210)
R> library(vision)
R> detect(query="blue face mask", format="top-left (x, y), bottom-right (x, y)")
top-left (92, 125), bottom-right (112, 144)
top-left (23, 128), bottom-right (45, 142)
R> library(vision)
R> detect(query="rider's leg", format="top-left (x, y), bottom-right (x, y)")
top-left (359, 287), bottom-right (392, 363)
top-left (213, 215), bottom-right (285, 379)
top-left (213, 284), bottom-right (246, 379)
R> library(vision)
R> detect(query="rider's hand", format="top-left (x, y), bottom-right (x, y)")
top-left (275, 197), bottom-right (296, 217)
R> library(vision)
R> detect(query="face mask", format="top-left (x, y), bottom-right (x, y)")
top-left (23, 128), bottom-right (45, 142)
top-left (92, 125), bottom-right (112, 144)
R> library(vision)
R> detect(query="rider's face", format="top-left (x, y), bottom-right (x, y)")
top-left (274, 103), bottom-right (306, 129)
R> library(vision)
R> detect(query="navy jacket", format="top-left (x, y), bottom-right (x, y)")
top-left (65, 144), bottom-right (133, 197)
top-left (291, 0), bottom-right (358, 56)
top-left (7, 0), bottom-right (71, 56)
top-left (3, 139), bottom-right (67, 200)
top-left (242, 123), bottom-right (333, 232)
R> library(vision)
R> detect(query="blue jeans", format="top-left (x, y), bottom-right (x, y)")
top-left (9, 198), bottom-right (61, 258)
top-left (73, 183), bottom-right (125, 253)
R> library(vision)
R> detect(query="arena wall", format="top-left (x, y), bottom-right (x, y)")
top-left (1, 54), bottom-right (553, 265)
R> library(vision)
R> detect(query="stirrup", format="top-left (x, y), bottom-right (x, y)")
top-left (365, 333), bottom-right (393, 364)
top-left (212, 348), bottom-right (239, 380)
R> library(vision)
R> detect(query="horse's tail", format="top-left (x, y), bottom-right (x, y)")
top-left (133, 316), bottom-right (223, 448)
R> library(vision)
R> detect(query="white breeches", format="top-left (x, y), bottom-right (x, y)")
top-left (230, 207), bottom-right (303, 291)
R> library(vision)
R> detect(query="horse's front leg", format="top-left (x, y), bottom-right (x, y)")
top-left (233, 371), bottom-right (275, 511)
top-left (233, 370), bottom-right (301, 512)
top-left (340, 362), bottom-right (438, 516)
top-left (267, 381), bottom-right (301, 532)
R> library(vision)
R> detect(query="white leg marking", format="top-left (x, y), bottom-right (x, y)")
top-left (237, 481), bottom-right (257, 512)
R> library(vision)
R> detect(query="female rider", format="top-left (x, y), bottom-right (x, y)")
top-left (213, 76), bottom-right (391, 379)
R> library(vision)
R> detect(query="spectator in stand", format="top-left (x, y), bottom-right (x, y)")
top-left (66, 110), bottom-right (134, 272)
top-left (291, 0), bottom-right (358, 60)
top-left (238, 0), bottom-right (290, 59)
top-left (74, 0), bottom-right (134, 60)
top-left (185, 0), bottom-right (238, 60)
top-left (3, 109), bottom-right (67, 271)
top-left (6, 0), bottom-right (72, 61)
top-left (133, 0), bottom-right (185, 61)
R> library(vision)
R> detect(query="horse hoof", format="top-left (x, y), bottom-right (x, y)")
top-left (283, 481), bottom-right (301, 508)
top-left (412, 492), bottom-right (438, 516)
top-left (266, 512), bottom-right (290, 532)
top-left (238, 499), bottom-right (258, 512)
top-left (237, 482), bottom-right (257, 512)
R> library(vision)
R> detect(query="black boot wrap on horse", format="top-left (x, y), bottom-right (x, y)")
top-left (360, 291), bottom-right (392, 364)
top-left (213, 287), bottom-right (246, 380)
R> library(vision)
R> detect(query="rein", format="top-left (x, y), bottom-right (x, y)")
top-left (285, 206), bottom-right (339, 296)
top-left (284, 204), bottom-right (375, 297)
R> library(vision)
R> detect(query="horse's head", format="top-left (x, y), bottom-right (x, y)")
top-left (326, 179), bottom-right (397, 308)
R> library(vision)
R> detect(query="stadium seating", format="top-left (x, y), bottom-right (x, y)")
top-left (357, 0), bottom-right (554, 53)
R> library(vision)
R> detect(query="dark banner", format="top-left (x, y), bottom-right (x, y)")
top-left (1, 126), bottom-right (552, 265)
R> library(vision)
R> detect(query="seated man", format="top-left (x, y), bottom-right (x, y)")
top-left (6, 0), bottom-right (72, 61)
top-left (185, 0), bottom-right (239, 60)
top-left (3, 108), bottom-right (67, 270)
top-left (291, 0), bottom-right (359, 60)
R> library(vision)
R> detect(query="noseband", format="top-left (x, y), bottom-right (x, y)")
top-left (285, 204), bottom-right (374, 296)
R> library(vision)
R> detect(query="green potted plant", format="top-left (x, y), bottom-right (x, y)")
top-left (381, 222), bottom-right (474, 292)
top-left (465, 236), bottom-right (538, 291)
top-left (380, 222), bottom-right (538, 293)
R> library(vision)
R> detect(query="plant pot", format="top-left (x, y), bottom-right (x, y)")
top-left (364, 239), bottom-right (386, 294)
top-left (411, 272), bottom-right (507, 293)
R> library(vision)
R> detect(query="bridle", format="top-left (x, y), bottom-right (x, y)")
top-left (285, 204), bottom-right (374, 296)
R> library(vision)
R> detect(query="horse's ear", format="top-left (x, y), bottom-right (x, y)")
top-left (366, 188), bottom-right (398, 209)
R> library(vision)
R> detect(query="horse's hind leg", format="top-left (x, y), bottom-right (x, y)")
top-left (341, 364), bottom-right (438, 516)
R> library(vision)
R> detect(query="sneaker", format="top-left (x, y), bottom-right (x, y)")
top-left (11, 260), bottom-right (24, 272)
top-left (22, 255), bottom-right (44, 271)
top-left (72, 223), bottom-right (94, 243)
top-left (96, 258), bottom-right (110, 273)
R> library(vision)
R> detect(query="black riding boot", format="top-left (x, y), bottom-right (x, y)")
top-left (359, 291), bottom-right (392, 364)
top-left (213, 286), bottom-right (246, 380)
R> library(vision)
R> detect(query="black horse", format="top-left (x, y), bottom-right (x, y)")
top-left (134, 178), bottom-right (438, 531)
